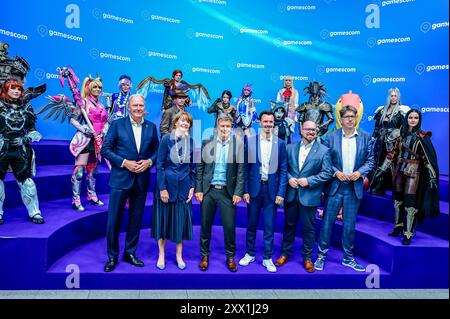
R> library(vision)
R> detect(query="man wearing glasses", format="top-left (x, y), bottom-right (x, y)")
top-left (314, 105), bottom-right (375, 272)
top-left (274, 121), bottom-right (332, 272)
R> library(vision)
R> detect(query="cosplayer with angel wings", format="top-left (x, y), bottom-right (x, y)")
top-left (37, 67), bottom-right (110, 212)
top-left (136, 69), bottom-right (210, 111)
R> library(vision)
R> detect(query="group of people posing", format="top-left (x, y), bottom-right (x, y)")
top-left (0, 60), bottom-right (440, 275)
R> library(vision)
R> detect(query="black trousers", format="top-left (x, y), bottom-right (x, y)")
top-left (281, 194), bottom-right (317, 261)
top-left (200, 187), bottom-right (236, 258)
top-left (0, 146), bottom-right (32, 182)
top-left (106, 178), bottom-right (148, 259)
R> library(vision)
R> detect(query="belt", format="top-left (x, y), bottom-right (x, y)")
top-left (261, 180), bottom-right (268, 185)
top-left (212, 184), bottom-right (226, 189)
top-left (398, 158), bottom-right (420, 164)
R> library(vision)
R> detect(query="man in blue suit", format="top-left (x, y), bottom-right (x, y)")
top-left (101, 94), bottom-right (159, 272)
top-left (239, 110), bottom-right (288, 273)
top-left (314, 105), bottom-right (375, 272)
top-left (274, 121), bottom-right (332, 272)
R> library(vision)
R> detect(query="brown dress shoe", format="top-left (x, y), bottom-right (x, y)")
top-left (275, 255), bottom-right (289, 266)
top-left (199, 256), bottom-right (209, 271)
top-left (226, 258), bottom-right (237, 272)
top-left (304, 260), bottom-right (315, 273)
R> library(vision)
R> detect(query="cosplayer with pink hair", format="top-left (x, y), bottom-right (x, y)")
top-left (38, 68), bottom-right (109, 211)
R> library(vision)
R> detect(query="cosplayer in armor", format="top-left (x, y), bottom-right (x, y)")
top-left (108, 74), bottom-right (132, 120)
top-left (276, 76), bottom-right (298, 127)
top-left (0, 79), bottom-right (44, 224)
top-left (374, 109), bottom-right (439, 245)
top-left (270, 101), bottom-right (293, 143)
top-left (136, 69), bottom-right (210, 111)
top-left (235, 84), bottom-right (258, 138)
top-left (37, 67), bottom-right (109, 212)
top-left (370, 88), bottom-right (410, 195)
top-left (207, 90), bottom-right (236, 127)
top-left (296, 81), bottom-right (334, 137)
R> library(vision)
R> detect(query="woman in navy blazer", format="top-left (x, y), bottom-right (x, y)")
top-left (152, 111), bottom-right (196, 270)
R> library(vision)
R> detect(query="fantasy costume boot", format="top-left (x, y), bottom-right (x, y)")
top-left (86, 171), bottom-right (104, 206)
top-left (388, 200), bottom-right (404, 236)
top-left (402, 206), bottom-right (418, 245)
top-left (18, 178), bottom-right (44, 224)
top-left (0, 180), bottom-right (4, 225)
top-left (71, 166), bottom-right (85, 211)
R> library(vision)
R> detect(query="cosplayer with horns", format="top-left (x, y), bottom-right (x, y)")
top-left (108, 74), bottom-right (132, 120)
top-left (37, 67), bottom-right (110, 212)
top-left (136, 69), bottom-right (210, 111)
top-left (296, 81), bottom-right (334, 137)
top-left (276, 76), bottom-right (298, 127)
top-left (235, 84), bottom-right (258, 138)
top-left (374, 109), bottom-right (439, 245)
top-left (0, 42), bottom-right (47, 225)
top-left (370, 88), bottom-right (410, 195)
top-left (270, 101), bottom-right (293, 143)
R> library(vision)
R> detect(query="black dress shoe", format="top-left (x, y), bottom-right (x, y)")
top-left (123, 254), bottom-right (144, 267)
top-left (104, 258), bottom-right (118, 272)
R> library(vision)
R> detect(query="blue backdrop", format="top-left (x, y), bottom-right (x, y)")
top-left (1, 0), bottom-right (448, 174)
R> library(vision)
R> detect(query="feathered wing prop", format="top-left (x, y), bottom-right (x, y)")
top-left (36, 94), bottom-right (78, 123)
top-left (136, 76), bottom-right (169, 98)
top-left (184, 81), bottom-right (211, 111)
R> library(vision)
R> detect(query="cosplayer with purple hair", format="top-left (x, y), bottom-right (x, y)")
top-left (235, 84), bottom-right (258, 138)
top-left (109, 74), bottom-right (132, 120)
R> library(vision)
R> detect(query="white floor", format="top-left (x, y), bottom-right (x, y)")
top-left (0, 289), bottom-right (448, 299)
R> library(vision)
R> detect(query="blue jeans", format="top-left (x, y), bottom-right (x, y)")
top-left (245, 184), bottom-right (277, 259)
top-left (318, 183), bottom-right (360, 262)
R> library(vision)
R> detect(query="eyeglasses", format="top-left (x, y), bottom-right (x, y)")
top-left (342, 115), bottom-right (356, 119)
top-left (302, 128), bottom-right (317, 132)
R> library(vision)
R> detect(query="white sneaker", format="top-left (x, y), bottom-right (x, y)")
top-left (238, 253), bottom-right (255, 266)
top-left (262, 259), bottom-right (277, 273)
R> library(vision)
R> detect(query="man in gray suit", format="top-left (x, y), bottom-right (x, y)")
top-left (195, 113), bottom-right (245, 272)
top-left (275, 121), bottom-right (332, 272)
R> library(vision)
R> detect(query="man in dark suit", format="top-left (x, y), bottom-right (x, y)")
top-left (238, 110), bottom-right (287, 273)
top-left (101, 94), bottom-right (159, 272)
top-left (195, 113), bottom-right (245, 272)
top-left (314, 105), bottom-right (375, 272)
top-left (274, 121), bottom-right (332, 272)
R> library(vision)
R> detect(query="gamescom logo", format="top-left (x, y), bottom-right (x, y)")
top-left (316, 65), bottom-right (357, 75)
top-left (142, 11), bottom-right (181, 24)
top-left (37, 24), bottom-right (83, 42)
top-left (0, 28), bottom-right (28, 41)
top-left (90, 49), bottom-right (131, 62)
top-left (320, 29), bottom-right (361, 39)
top-left (139, 48), bottom-right (178, 60)
top-left (191, 67), bottom-right (221, 74)
top-left (186, 28), bottom-right (224, 40)
top-left (415, 63), bottom-right (449, 75)
top-left (362, 75), bottom-right (406, 86)
top-left (34, 68), bottom-right (59, 81)
top-left (274, 38), bottom-right (313, 47)
top-left (240, 28), bottom-right (269, 35)
top-left (277, 3), bottom-right (317, 12)
top-left (197, 0), bottom-right (227, 5)
top-left (420, 21), bottom-right (449, 33)
top-left (381, 0), bottom-right (415, 7)
top-left (92, 8), bottom-right (134, 24)
top-left (270, 73), bottom-right (309, 83)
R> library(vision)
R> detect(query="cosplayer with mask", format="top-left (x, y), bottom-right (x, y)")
top-left (235, 84), bottom-right (258, 138)
top-left (269, 101), bottom-right (293, 143)
top-left (296, 81), bottom-right (334, 137)
top-left (38, 68), bottom-right (110, 212)
top-left (370, 88), bottom-right (410, 195)
top-left (136, 69), bottom-right (210, 111)
top-left (207, 90), bottom-right (236, 127)
top-left (276, 76), bottom-right (299, 126)
top-left (374, 109), bottom-right (439, 245)
top-left (0, 79), bottom-right (44, 224)
top-left (108, 74), bottom-right (132, 120)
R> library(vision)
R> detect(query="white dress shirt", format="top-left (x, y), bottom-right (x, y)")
top-left (341, 129), bottom-right (358, 175)
top-left (121, 116), bottom-right (144, 168)
top-left (299, 139), bottom-right (315, 171)
top-left (259, 134), bottom-right (273, 181)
